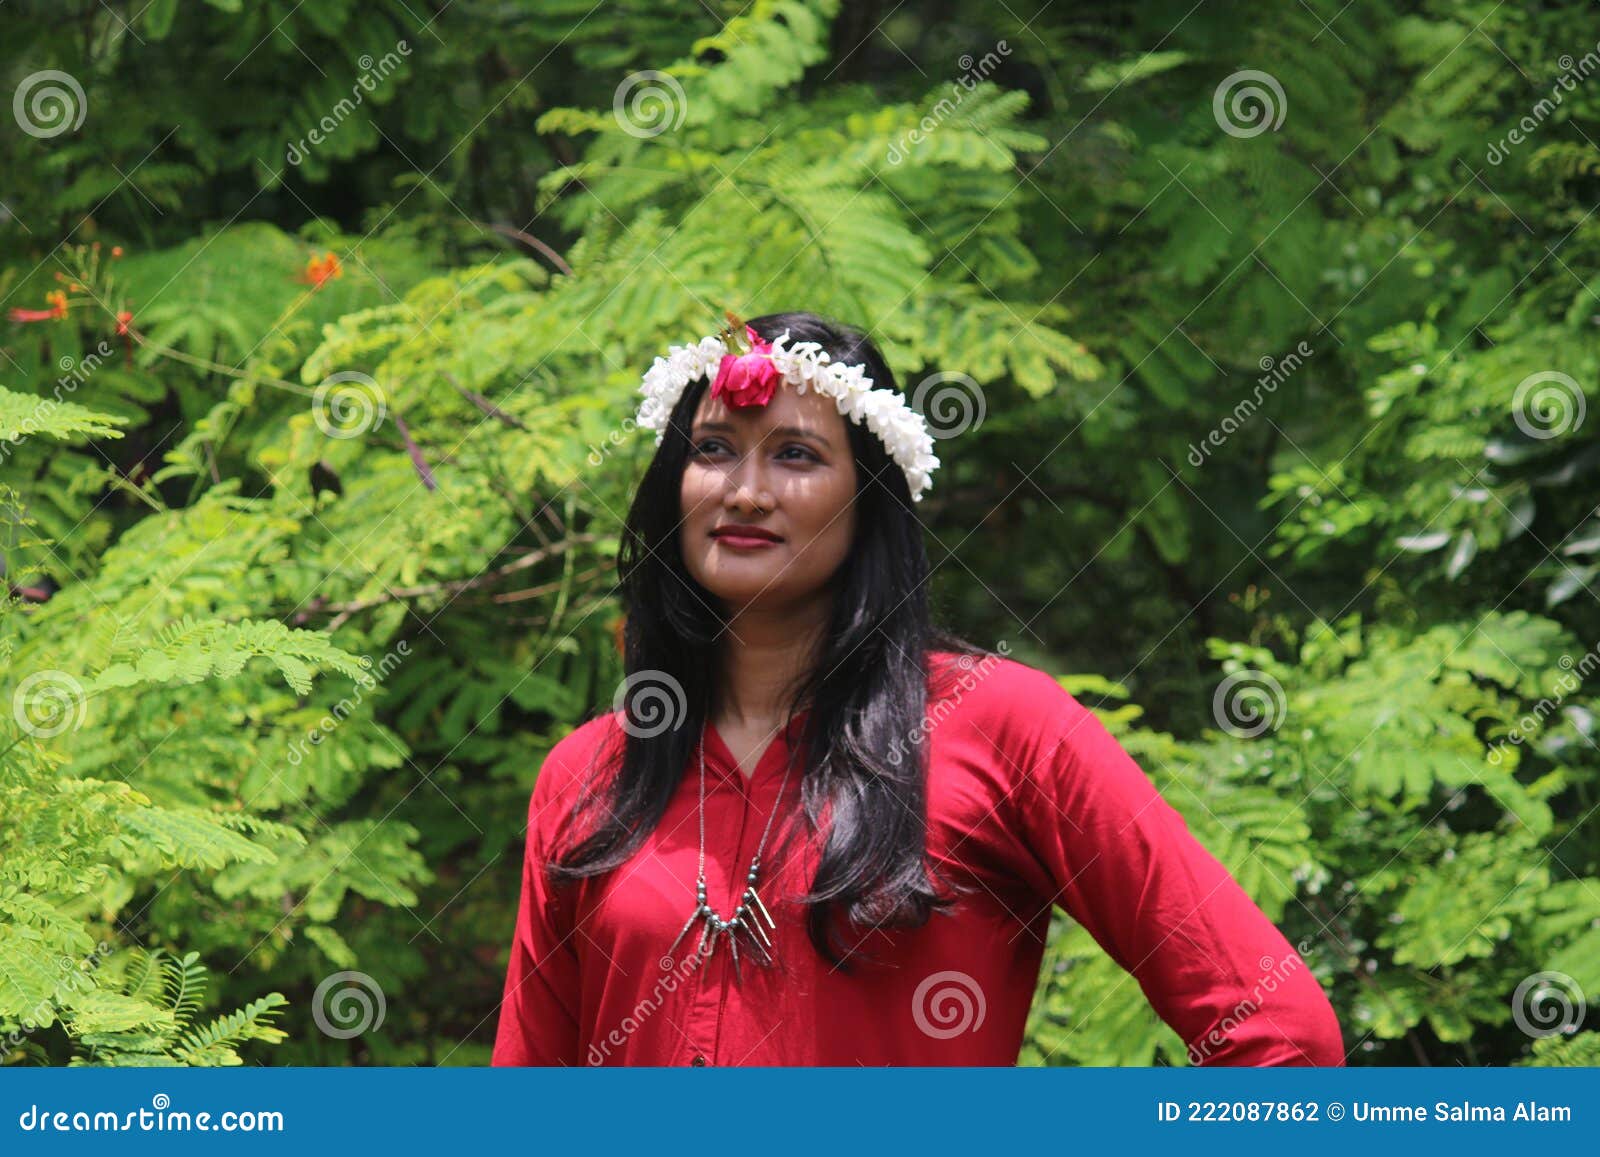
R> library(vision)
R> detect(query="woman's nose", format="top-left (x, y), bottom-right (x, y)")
top-left (723, 454), bottom-right (771, 510)
top-left (726, 479), bottom-right (765, 511)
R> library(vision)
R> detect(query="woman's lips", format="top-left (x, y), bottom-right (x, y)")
top-left (711, 532), bottom-right (782, 549)
top-left (710, 528), bottom-right (783, 549)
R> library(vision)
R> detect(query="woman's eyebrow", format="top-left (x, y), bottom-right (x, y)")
top-left (695, 420), bottom-right (832, 451)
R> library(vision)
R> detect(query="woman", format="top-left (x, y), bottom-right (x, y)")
top-left (491, 310), bottom-right (1344, 1067)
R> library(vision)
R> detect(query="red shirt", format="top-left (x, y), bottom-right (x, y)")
top-left (491, 652), bottom-right (1344, 1066)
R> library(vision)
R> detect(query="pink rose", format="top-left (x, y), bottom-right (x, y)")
top-left (710, 325), bottom-right (780, 408)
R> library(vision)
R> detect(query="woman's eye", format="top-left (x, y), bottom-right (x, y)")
top-left (692, 439), bottom-right (816, 462)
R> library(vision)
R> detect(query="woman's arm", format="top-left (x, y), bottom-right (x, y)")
top-left (490, 753), bottom-right (583, 1066)
top-left (1009, 682), bottom-right (1344, 1066)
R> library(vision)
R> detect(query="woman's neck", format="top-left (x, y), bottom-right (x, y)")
top-left (715, 597), bottom-right (828, 727)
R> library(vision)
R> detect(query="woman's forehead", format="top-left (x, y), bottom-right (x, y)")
top-left (694, 383), bottom-right (848, 439)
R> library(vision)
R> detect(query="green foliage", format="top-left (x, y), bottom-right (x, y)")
top-left (69, 949), bottom-right (289, 1067)
top-left (0, 383), bottom-right (128, 445)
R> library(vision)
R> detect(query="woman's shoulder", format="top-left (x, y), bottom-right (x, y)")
top-left (927, 645), bottom-right (1075, 702)
top-left (925, 646), bottom-right (1088, 740)
top-left (549, 709), bottom-right (625, 759)
top-left (529, 711), bottom-right (626, 813)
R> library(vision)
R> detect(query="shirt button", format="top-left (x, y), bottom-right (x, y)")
top-left (691, 1055), bottom-right (708, 1066)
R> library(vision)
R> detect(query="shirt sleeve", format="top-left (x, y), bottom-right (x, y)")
top-left (1006, 680), bottom-right (1345, 1066)
top-left (490, 741), bottom-right (585, 1067)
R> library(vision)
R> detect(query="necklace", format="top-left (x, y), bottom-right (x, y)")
top-left (667, 720), bottom-right (801, 983)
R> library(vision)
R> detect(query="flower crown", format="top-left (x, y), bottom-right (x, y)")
top-left (634, 312), bottom-right (940, 502)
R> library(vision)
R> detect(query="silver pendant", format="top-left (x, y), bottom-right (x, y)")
top-left (669, 904), bottom-right (708, 958)
top-left (674, 892), bottom-right (778, 980)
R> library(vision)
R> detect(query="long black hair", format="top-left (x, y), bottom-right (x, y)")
top-left (547, 310), bottom-right (988, 969)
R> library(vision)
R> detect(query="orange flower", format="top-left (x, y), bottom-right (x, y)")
top-left (115, 310), bottom-right (133, 336)
top-left (111, 246), bottom-right (124, 258)
top-left (297, 251), bottom-right (343, 289)
top-left (8, 289), bottom-right (69, 323)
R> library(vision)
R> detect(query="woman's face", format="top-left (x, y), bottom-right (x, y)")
top-left (679, 381), bottom-right (858, 612)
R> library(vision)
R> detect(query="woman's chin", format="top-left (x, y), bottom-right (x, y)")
top-left (697, 568), bottom-right (790, 607)
top-left (713, 579), bottom-right (782, 603)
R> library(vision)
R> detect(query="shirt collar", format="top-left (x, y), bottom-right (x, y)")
top-left (699, 707), bottom-right (812, 790)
